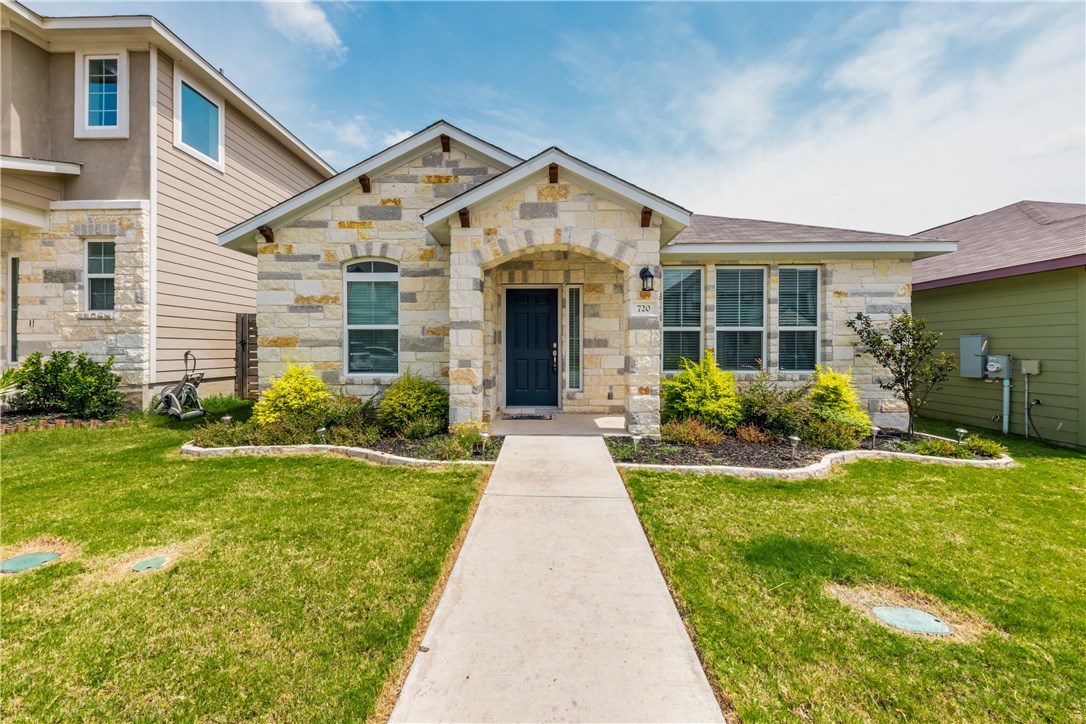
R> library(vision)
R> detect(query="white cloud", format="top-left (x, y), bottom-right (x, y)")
top-left (262, 1), bottom-right (347, 60)
top-left (383, 129), bottom-right (413, 147)
top-left (582, 4), bottom-right (1085, 235)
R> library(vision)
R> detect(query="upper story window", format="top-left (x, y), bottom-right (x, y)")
top-left (173, 70), bottom-right (225, 170)
top-left (662, 267), bottom-right (702, 373)
top-left (74, 51), bottom-right (129, 139)
top-left (345, 261), bottom-right (399, 375)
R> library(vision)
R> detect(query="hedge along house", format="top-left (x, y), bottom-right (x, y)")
top-left (913, 201), bottom-right (1086, 449)
top-left (219, 122), bottom-right (955, 435)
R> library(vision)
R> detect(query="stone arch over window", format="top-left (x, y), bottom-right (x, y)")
top-left (332, 242), bottom-right (405, 265)
top-left (343, 258), bottom-right (400, 376)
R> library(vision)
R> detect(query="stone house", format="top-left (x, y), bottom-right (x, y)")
top-left (0, 0), bottom-right (333, 402)
top-left (219, 121), bottom-right (956, 435)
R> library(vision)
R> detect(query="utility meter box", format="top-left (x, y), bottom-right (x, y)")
top-left (984, 354), bottom-right (1013, 380)
top-left (960, 334), bottom-right (988, 378)
top-left (1021, 359), bottom-right (1041, 375)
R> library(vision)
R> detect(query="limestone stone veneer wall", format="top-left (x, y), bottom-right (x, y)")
top-left (256, 146), bottom-right (505, 395)
top-left (673, 257), bottom-right (912, 428)
top-left (1, 205), bottom-right (151, 395)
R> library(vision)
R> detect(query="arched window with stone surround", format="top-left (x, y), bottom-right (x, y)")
top-left (344, 260), bottom-right (399, 375)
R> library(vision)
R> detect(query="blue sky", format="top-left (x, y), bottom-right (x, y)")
top-left (31, 1), bottom-right (1086, 234)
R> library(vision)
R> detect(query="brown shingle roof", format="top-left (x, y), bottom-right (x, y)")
top-left (670, 214), bottom-right (934, 245)
top-left (912, 201), bottom-right (1086, 286)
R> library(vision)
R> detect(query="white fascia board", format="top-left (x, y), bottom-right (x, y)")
top-left (217, 122), bottom-right (523, 255)
top-left (1, 200), bottom-right (48, 228)
top-left (0, 156), bottom-right (82, 175)
top-left (662, 241), bottom-right (959, 260)
top-left (422, 149), bottom-right (692, 243)
top-left (51, 199), bottom-right (150, 211)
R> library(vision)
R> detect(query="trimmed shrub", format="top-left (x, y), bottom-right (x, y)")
top-left (661, 419), bottom-right (725, 447)
top-left (808, 366), bottom-right (871, 439)
top-left (661, 350), bottom-right (743, 431)
top-left (965, 436), bottom-right (1008, 459)
top-left (736, 423), bottom-right (774, 444)
top-left (252, 364), bottom-right (330, 427)
top-left (737, 371), bottom-right (810, 437)
top-left (14, 351), bottom-right (125, 419)
top-left (801, 413), bottom-right (862, 450)
top-left (378, 371), bottom-right (449, 434)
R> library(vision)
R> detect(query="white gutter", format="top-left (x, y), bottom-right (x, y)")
top-left (662, 241), bottom-right (958, 259)
top-left (0, 155), bottom-right (82, 175)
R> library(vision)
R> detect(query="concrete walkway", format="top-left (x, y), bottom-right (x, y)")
top-left (390, 436), bottom-right (724, 723)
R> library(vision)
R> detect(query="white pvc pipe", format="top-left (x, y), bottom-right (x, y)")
top-left (1002, 378), bottom-right (1011, 435)
top-left (1024, 374), bottom-right (1030, 438)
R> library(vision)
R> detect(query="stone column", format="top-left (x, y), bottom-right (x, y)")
top-left (624, 253), bottom-right (662, 437)
top-left (447, 226), bottom-right (485, 423)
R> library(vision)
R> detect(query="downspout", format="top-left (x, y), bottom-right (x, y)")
top-left (1002, 378), bottom-right (1011, 435)
top-left (1023, 372), bottom-right (1030, 438)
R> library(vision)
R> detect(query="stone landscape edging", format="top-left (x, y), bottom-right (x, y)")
top-left (179, 442), bottom-right (492, 467)
top-left (615, 448), bottom-right (1015, 480)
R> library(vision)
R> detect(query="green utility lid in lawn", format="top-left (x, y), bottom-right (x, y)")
top-left (132, 556), bottom-right (167, 572)
top-left (873, 606), bottom-right (951, 635)
top-left (1, 552), bottom-right (60, 573)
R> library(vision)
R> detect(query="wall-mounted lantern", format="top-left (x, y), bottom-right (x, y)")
top-left (639, 266), bottom-right (655, 292)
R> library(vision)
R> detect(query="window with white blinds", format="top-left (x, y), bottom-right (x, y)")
top-left (778, 266), bottom-right (819, 371)
top-left (662, 267), bottom-right (701, 372)
top-left (567, 286), bottom-right (582, 390)
top-left (345, 261), bottom-right (399, 375)
top-left (716, 267), bottom-right (764, 371)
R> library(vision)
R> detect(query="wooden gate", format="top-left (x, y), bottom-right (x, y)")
top-left (235, 313), bottom-right (258, 399)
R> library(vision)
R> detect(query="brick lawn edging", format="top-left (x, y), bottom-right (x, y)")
top-left (0, 418), bottom-right (132, 434)
top-left (179, 442), bottom-right (492, 467)
top-left (616, 448), bottom-right (1015, 480)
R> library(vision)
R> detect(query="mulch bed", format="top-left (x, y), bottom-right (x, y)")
top-left (366, 434), bottom-right (504, 462)
top-left (608, 429), bottom-right (970, 469)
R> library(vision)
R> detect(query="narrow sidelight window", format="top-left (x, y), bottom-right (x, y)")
top-left (716, 267), bottom-right (765, 371)
top-left (662, 267), bottom-right (701, 373)
top-left (345, 261), bottom-right (399, 375)
top-left (778, 266), bottom-right (819, 371)
top-left (87, 241), bottom-right (116, 311)
top-left (567, 286), bottom-right (582, 390)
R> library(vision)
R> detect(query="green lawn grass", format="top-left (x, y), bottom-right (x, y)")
top-left (625, 418), bottom-right (1086, 721)
top-left (1, 417), bottom-right (483, 721)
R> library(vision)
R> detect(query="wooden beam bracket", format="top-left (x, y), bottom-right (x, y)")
top-left (640, 207), bottom-right (653, 228)
top-left (257, 225), bottom-right (274, 244)
top-left (440, 134), bottom-right (451, 153)
top-left (458, 208), bottom-right (470, 228)
top-left (548, 163), bottom-right (559, 184)
top-left (358, 174), bottom-right (371, 193)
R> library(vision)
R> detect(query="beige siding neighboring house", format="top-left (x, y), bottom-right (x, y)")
top-left (220, 122), bottom-right (957, 435)
top-left (0, 0), bottom-right (332, 402)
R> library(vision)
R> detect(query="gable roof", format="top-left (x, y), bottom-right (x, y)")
top-left (219, 121), bottom-right (523, 254)
top-left (912, 200), bottom-right (1086, 290)
top-left (422, 147), bottom-right (692, 244)
top-left (661, 214), bottom-right (956, 259)
top-left (2, 0), bottom-right (333, 179)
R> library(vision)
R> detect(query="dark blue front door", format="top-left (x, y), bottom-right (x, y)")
top-left (506, 288), bottom-right (558, 407)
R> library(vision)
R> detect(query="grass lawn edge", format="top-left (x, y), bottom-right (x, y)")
top-left (180, 441), bottom-right (493, 467)
top-left (369, 465), bottom-right (494, 722)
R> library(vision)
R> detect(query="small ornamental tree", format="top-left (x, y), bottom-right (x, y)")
top-left (845, 311), bottom-right (957, 433)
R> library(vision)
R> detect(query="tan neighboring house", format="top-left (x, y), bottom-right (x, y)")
top-left (0, 0), bottom-right (333, 402)
top-left (219, 122), bottom-right (956, 435)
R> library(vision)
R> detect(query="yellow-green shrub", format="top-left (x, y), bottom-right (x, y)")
top-left (808, 365), bottom-right (871, 438)
top-left (378, 371), bottom-right (449, 434)
top-left (661, 350), bottom-right (743, 431)
top-left (252, 364), bottom-right (330, 426)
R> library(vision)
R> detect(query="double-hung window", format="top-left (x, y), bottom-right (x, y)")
top-left (174, 72), bottom-right (225, 169)
top-left (345, 261), bottom-right (399, 375)
top-left (716, 267), bottom-right (765, 371)
top-left (662, 267), bottom-right (701, 373)
top-left (87, 242), bottom-right (116, 311)
top-left (778, 266), bottom-right (819, 371)
top-left (75, 51), bottom-right (129, 138)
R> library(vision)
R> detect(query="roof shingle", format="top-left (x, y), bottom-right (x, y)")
top-left (670, 214), bottom-right (937, 245)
